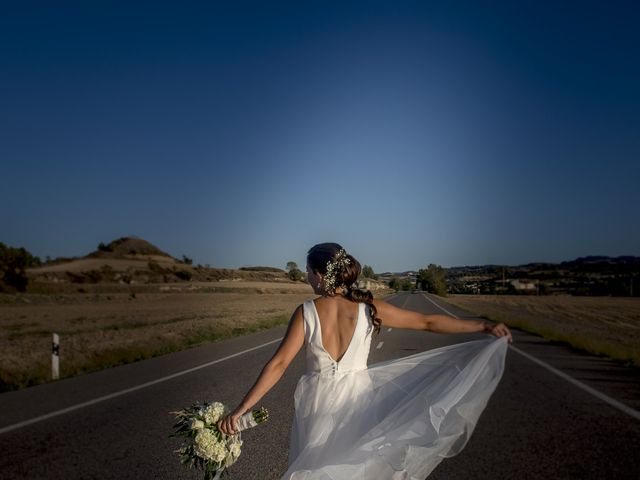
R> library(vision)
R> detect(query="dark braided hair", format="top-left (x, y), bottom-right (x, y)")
top-left (306, 242), bottom-right (381, 336)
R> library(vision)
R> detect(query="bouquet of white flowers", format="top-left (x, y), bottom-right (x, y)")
top-left (170, 401), bottom-right (269, 480)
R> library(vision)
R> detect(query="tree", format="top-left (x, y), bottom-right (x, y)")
top-left (389, 277), bottom-right (413, 291)
top-left (400, 278), bottom-right (413, 291)
top-left (181, 255), bottom-right (193, 265)
top-left (417, 264), bottom-right (448, 296)
top-left (0, 243), bottom-right (41, 292)
top-left (362, 265), bottom-right (377, 279)
top-left (286, 261), bottom-right (303, 282)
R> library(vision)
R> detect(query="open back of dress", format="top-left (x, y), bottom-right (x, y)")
top-left (283, 298), bottom-right (508, 480)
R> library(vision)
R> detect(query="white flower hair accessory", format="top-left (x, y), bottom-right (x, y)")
top-left (323, 248), bottom-right (351, 295)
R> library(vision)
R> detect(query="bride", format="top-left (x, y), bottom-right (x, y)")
top-left (219, 243), bottom-right (511, 479)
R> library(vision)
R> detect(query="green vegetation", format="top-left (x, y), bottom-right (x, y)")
top-left (418, 264), bottom-right (447, 296)
top-left (286, 261), bottom-right (304, 282)
top-left (388, 277), bottom-right (414, 291)
top-left (89, 236), bottom-right (171, 258)
top-left (362, 265), bottom-right (377, 279)
top-left (0, 242), bottom-right (41, 292)
top-left (447, 256), bottom-right (640, 296)
top-left (147, 261), bottom-right (165, 273)
top-left (239, 266), bottom-right (284, 272)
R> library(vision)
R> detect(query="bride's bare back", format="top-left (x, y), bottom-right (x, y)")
top-left (313, 296), bottom-right (360, 363)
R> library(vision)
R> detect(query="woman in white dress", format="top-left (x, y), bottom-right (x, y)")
top-left (219, 243), bottom-right (511, 479)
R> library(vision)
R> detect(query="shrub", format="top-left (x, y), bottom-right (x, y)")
top-left (0, 242), bottom-right (40, 292)
top-left (286, 261), bottom-right (304, 281)
top-left (147, 261), bottom-right (165, 273)
top-left (85, 270), bottom-right (103, 283)
top-left (175, 270), bottom-right (192, 281)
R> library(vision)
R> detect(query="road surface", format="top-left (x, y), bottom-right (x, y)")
top-left (0, 292), bottom-right (638, 479)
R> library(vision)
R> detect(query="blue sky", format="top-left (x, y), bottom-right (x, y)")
top-left (1, 1), bottom-right (639, 273)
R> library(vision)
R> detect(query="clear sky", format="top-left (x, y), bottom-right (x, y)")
top-left (1, 1), bottom-right (639, 273)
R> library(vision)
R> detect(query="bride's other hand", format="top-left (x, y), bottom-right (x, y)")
top-left (217, 304), bottom-right (305, 436)
top-left (218, 407), bottom-right (244, 435)
top-left (485, 322), bottom-right (512, 343)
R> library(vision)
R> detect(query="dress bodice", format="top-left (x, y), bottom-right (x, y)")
top-left (302, 299), bottom-right (373, 377)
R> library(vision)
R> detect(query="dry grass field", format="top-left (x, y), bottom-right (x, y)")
top-left (4, 282), bottom-right (635, 392)
top-left (0, 281), bottom-right (318, 392)
top-left (443, 294), bottom-right (640, 366)
top-left (0, 237), bottom-right (396, 391)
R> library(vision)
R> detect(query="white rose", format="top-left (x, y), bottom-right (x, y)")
top-left (211, 441), bottom-right (227, 463)
top-left (191, 419), bottom-right (205, 430)
top-left (194, 429), bottom-right (228, 464)
top-left (194, 430), bottom-right (217, 460)
top-left (229, 442), bottom-right (242, 458)
top-left (204, 402), bottom-right (226, 425)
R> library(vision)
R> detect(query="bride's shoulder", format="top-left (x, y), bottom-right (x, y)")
top-left (304, 296), bottom-right (322, 308)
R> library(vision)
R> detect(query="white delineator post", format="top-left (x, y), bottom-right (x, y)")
top-left (52, 333), bottom-right (60, 380)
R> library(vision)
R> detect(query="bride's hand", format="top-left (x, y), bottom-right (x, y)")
top-left (218, 406), bottom-right (245, 435)
top-left (484, 322), bottom-right (513, 343)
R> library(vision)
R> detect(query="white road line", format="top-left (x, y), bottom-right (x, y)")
top-left (387, 328), bottom-right (392, 332)
top-left (425, 294), bottom-right (640, 421)
top-left (0, 337), bottom-right (284, 436)
top-left (423, 294), bottom-right (460, 318)
top-left (509, 345), bottom-right (640, 421)
top-left (376, 341), bottom-right (384, 350)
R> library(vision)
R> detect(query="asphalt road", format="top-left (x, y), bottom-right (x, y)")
top-left (0, 292), bottom-right (638, 479)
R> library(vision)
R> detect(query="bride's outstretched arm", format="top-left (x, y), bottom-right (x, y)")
top-left (372, 299), bottom-right (512, 342)
top-left (218, 305), bottom-right (305, 435)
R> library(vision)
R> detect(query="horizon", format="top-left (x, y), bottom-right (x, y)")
top-left (2, 1), bottom-right (639, 273)
top-left (12, 234), bottom-right (638, 273)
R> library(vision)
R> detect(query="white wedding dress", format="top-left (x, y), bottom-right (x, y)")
top-left (281, 299), bottom-right (508, 480)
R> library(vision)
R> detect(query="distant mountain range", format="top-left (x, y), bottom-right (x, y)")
top-left (378, 256), bottom-right (640, 296)
top-left (380, 256), bottom-right (640, 276)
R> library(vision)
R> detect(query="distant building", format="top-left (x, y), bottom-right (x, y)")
top-left (509, 279), bottom-right (537, 291)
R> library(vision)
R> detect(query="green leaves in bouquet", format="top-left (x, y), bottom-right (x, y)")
top-left (252, 406), bottom-right (269, 424)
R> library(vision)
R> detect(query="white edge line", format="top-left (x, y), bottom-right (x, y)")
top-left (424, 294), bottom-right (460, 319)
top-left (376, 341), bottom-right (384, 350)
top-left (0, 337), bottom-right (284, 436)
top-left (424, 294), bottom-right (640, 421)
top-left (509, 345), bottom-right (640, 421)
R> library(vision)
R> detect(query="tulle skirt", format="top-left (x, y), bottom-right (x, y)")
top-left (283, 337), bottom-right (508, 480)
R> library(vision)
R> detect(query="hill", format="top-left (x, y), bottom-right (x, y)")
top-left (24, 236), bottom-right (292, 288)
top-left (88, 236), bottom-right (173, 259)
